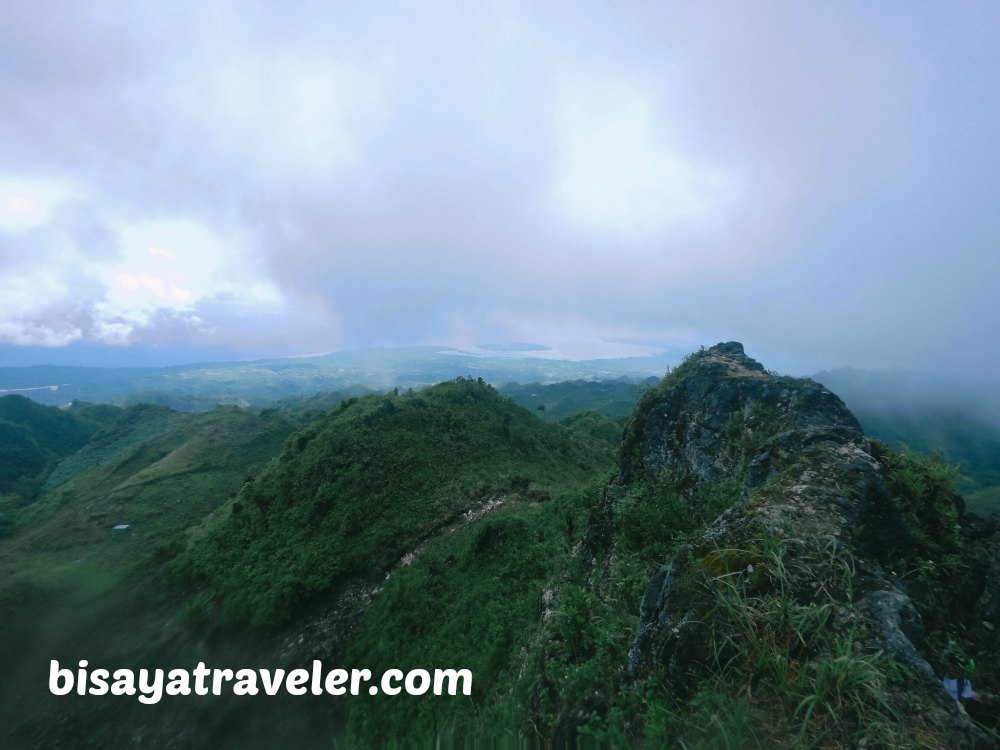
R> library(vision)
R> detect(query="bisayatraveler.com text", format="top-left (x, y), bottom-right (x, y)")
top-left (50, 660), bottom-right (472, 704)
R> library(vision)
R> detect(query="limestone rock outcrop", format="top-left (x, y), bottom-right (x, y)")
top-left (586, 342), bottom-right (992, 747)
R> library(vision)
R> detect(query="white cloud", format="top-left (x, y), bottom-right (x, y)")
top-left (0, 177), bottom-right (81, 233)
top-left (155, 35), bottom-right (388, 188)
top-left (545, 77), bottom-right (744, 243)
top-left (1, 3), bottom-right (998, 371)
top-left (0, 185), bottom-right (284, 346)
top-left (94, 217), bottom-right (285, 342)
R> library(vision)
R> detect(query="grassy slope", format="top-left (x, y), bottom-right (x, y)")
top-left (2, 406), bottom-right (294, 580)
top-left (174, 378), bottom-right (617, 629)
top-left (0, 395), bottom-right (111, 457)
top-left (0, 395), bottom-right (120, 499)
top-left (345, 480), bottom-right (606, 742)
top-left (1, 379), bottom-right (620, 747)
top-left (856, 410), bottom-right (1000, 515)
top-left (342, 472), bottom-right (744, 744)
top-left (498, 378), bottom-right (653, 422)
top-left (0, 405), bottom-right (297, 743)
top-left (4, 366), bottom-right (996, 746)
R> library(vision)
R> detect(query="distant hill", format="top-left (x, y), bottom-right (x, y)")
top-left (498, 377), bottom-right (656, 421)
top-left (815, 368), bottom-right (1000, 515)
top-left (0, 395), bottom-right (120, 505)
top-left (0, 346), bottom-right (672, 410)
top-left (476, 342), bottom-right (552, 352)
top-left (0, 403), bottom-right (298, 745)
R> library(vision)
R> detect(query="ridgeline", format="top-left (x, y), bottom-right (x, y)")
top-left (1, 345), bottom-right (997, 748)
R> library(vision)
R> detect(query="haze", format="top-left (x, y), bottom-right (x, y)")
top-left (2, 2), bottom-right (998, 375)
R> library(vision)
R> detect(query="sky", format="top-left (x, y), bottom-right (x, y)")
top-left (1, 1), bottom-right (999, 374)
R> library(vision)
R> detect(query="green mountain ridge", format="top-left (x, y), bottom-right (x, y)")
top-left (0, 396), bottom-right (122, 531)
top-left (0, 404), bottom-right (299, 747)
top-left (173, 378), bottom-right (617, 629)
top-left (0, 347), bottom-right (998, 747)
top-left (814, 369), bottom-right (1000, 517)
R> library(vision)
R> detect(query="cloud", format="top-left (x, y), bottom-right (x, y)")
top-left (0, 198), bottom-right (286, 346)
top-left (0, 177), bottom-right (82, 233)
top-left (1, 1), bottom-right (999, 371)
top-left (148, 246), bottom-right (175, 260)
top-left (545, 75), bottom-right (744, 242)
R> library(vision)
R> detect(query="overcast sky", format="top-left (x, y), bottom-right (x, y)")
top-left (1, 1), bottom-right (998, 372)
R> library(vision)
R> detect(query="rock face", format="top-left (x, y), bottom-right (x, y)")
top-left (590, 342), bottom-right (992, 747)
top-left (623, 341), bottom-right (862, 486)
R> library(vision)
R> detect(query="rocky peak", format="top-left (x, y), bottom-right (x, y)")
top-left (619, 341), bottom-right (862, 487)
top-left (591, 342), bottom-right (993, 747)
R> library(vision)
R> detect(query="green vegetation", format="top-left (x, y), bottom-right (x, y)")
top-left (502, 452), bottom-right (967, 749)
top-left (498, 377), bottom-right (653, 422)
top-left (172, 378), bottom-right (616, 629)
top-left (517, 477), bottom-right (745, 741)
top-left (345, 481), bottom-right (605, 742)
top-left (0, 402), bottom-right (298, 747)
top-left (340, 473), bottom-right (742, 745)
top-left (869, 442), bottom-right (1000, 712)
top-left (660, 544), bottom-right (909, 749)
top-left (620, 364), bottom-right (686, 479)
top-left (0, 396), bottom-right (121, 534)
top-left (0, 395), bottom-right (114, 460)
top-left (860, 412), bottom-right (1000, 517)
top-left (2, 359), bottom-right (998, 748)
top-left (814, 368), bottom-right (1000, 517)
top-left (0, 404), bottom-right (296, 610)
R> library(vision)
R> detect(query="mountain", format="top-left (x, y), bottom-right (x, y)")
top-left (569, 343), bottom-right (997, 746)
top-left (172, 378), bottom-right (616, 629)
top-left (498, 377), bottom-right (656, 422)
top-left (815, 368), bottom-right (1000, 516)
top-left (0, 396), bottom-right (121, 524)
top-left (0, 346), bottom-right (672, 411)
top-left (2, 347), bottom-right (998, 747)
top-left (0, 404), bottom-right (298, 747)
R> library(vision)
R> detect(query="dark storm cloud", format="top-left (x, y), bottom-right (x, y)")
top-left (1, 1), bottom-right (998, 372)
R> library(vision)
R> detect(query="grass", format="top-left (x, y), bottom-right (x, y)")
top-left (0, 406), bottom-right (294, 581)
top-left (508, 444), bottom-right (959, 748)
top-left (858, 410), bottom-right (1000, 517)
top-left (0, 404), bottom-right (299, 747)
top-left (171, 378), bottom-right (617, 629)
top-left (3, 364), bottom-right (996, 747)
top-left (965, 485), bottom-right (1000, 516)
top-left (344, 483), bottom-right (605, 743)
top-left (0, 396), bottom-right (122, 519)
top-left (696, 541), bottom-right (908, 749)
top-left (498, 378), bottom-right (652, 422)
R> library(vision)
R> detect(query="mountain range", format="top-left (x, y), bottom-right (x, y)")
top-left (0, 344), bottom-right (997, 746)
